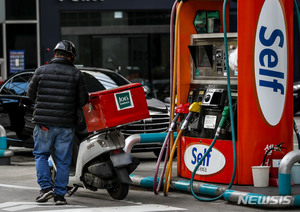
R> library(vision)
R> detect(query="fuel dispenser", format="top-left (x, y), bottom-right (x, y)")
top-left (187, 33), bottom-right (237, 141)
top-left (174, 0), bottom-right (294, 185)
top-left (181, 33), bottom-right (238, 184)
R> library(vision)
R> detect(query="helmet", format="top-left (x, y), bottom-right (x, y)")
top-left (53, 40), bottom-right (76, 61)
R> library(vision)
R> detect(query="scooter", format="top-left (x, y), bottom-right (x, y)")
top-left (49, 129), bottom-right (140, 200)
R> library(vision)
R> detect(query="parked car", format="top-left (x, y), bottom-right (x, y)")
top-left (0, 67), bottom-right (169, 156)
top-left (294, 81), bottom-right (300, 114)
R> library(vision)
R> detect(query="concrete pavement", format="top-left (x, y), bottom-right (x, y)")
top-left (0, 115), bottom-right (300, 210)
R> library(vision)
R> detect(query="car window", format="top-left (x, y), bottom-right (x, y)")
top-left (0, 73), bottom-right (33, 96)
top-left (81, 70), bottom-right (129, 92)
top-left (82, 72), bottom-right (106, 93)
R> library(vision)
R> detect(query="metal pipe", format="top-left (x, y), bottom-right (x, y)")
top-left (0, 149), bottom-right (14, 157)
top-left (224, 190), bottom-right (300, 208)
top-left (131, 174), bottom-right (226, 196)
top-left (0, 125), bottom-right (13, 159)
top-left (0, 125), bottom-right (6, 137)
top-left (130, 174), bottom-right (300, 208)
top-left (123, 133), bottom-right (177, 154)
top-left (278, 150), bottom-right (300, 195)
top-left (0, 125), bottom-right (7, 150)
top-left (123, 134), bottom-right (141, 154)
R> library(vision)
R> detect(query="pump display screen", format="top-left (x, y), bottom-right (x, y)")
top-left (192, 45), bottom-right (213, 68)
top-left (189, 33), bottom-right (238, 85)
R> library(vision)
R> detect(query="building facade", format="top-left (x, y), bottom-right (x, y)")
top-left (0, 0), bottom-right (39, 81)
top-left (0, 0), bottom-right (175, 100)
top-left (41, 0), bottom-right (175, 101)
top-left (0, 0), bottom-right (299, 101)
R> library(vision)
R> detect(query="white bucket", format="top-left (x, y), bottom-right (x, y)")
top-left (291, 163), bottom-right (300, 184)
top-left (252, 166), bottom-right (270, 187)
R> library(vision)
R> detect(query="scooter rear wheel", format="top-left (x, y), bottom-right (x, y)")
top-left (107, 180), bottom-right (129, 200)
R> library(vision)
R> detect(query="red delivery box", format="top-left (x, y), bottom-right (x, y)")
top-left (82, 83), bottom-right (150, 132)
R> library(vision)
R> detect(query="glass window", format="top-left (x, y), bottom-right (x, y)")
top-left (90, 35), bottom-right (149, 84)
top-left (82, 72), bottom-right (106, 92)
top-left (150, 34), bottom-right (170, 101)
top-left (61, 35), bottom-right (91, 67)
top-left (0, 60), bottom-right (3, 79)
top-left (5, 0), bottom-right (36, 20)
top-left (61, 11), bottom-right (170, 27)
top-left (63, 33), bottom-right (170, 101)
top-left (81, 70), bottom-right (129, 92)
top-left (0, 73), bottom-right (33, 95)
top-left (0, 24), bottom-right (3, 58)
top-left (61, 9), bottom-right (171, 101)
top-left (6, 24), bottom-right (37, 72)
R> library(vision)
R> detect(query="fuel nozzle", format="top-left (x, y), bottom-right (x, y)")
top-left (175, 103), bottom-right (191, 114)
top-left (215, 106), bottom-right (230, 137)
top-left (189, 102), bottom-right (202, 113)
top-left (181, 102), bottom-right (202, 130)
top-left (168, 103), bottom-right (191, 132)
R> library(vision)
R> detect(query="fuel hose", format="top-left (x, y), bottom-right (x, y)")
top-left (164, 0), bottom-right (184, 196)
top-left (294, 0), bottom-right (300, 149)
top-left (163, 102), bottom-right (201, 195)
top-left (153, 0), bottom-right (179, 195)
top-left (294, 0), bottom-right (300, 35)
top-left (294, 119), bottom-right (300, 149)
top-left (153, 114), bottom-right (180, 194)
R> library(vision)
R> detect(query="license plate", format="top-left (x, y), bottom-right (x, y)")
top-left (110, 153), bottom-right (132, 168)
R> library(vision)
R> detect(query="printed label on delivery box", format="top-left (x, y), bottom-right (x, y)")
top-left (114, 90), bottom-right (134, 110)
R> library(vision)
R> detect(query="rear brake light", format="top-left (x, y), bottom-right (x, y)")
top-left (113, 149), bottom-right (122, 154)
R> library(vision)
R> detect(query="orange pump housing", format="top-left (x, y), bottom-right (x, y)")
top-left (176, 0), bottom-right (294, 185)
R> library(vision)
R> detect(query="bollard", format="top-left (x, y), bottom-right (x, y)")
top-left (278, 150), bottom-right (300, 195)
top-left (0, 125), bottom-right (14, 165)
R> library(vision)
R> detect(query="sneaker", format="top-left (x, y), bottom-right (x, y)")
top-left (54, 195), bottom-right (67, 205)
top-left (36, 188), bottom-right (54, 203)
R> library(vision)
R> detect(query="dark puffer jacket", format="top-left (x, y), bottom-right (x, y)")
top-left (27, 57), bottom-right (89, 128)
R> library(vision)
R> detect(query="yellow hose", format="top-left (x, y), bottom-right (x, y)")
top-left (163, 2), bottom-right (183, 195)
top-left (163, 129), bottom-right (183, 195)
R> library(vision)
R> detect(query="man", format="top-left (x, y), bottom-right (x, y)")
top-left (27, 40), bottom-right (89, 205)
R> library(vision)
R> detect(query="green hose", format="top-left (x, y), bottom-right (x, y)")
top-left (294, 0), bottom-right (300, 149)
top-left (294, 119), bottom-right (300, 149)
top-left (190, 0), bottom-right (237, 201)
top-left (222, 0), bottom-right (237, 189)
top-left (294, 0), bottom-right (300, 35)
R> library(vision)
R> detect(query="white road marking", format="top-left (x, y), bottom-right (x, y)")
top-left (4, 204), bottom-right (39, 212)
top-left (35, 204), bottom-right (187, 212)
top-left (120, 200), bottom-right (142, 205)
top-left (0, 202), bottom-right (187, 212)
top-left (0, 202), bottom-right (84, 212)
top-left (0, 184), bottom-right (39, 190)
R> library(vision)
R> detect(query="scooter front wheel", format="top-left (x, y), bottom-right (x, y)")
top-left (107, 180), bottom-right (129, 200)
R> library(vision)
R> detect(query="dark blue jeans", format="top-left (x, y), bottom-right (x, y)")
top-left (33, 125), bottom-right (74, 196)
